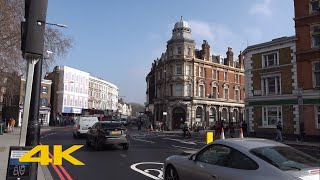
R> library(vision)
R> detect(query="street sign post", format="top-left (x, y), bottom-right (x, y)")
top-left (6, 146), bottom-right (34, 180)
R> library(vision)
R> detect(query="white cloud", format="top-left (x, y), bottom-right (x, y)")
top-left (243, 27), bottom-right (263, 45)
top-left (189, 20), bottom-right (214, 40)
top-left (249, 0), bottom-right (272, 17)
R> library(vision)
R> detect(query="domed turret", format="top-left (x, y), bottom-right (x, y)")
top-left (174, 17), bottom-right (190, 29)
top-left (168, 16), bottom-right (194, 43)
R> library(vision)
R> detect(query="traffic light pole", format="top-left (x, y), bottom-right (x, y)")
top-left (19, 57), bottom-right (38, 146)
top-left (25, 57), bottom-right (43, 180)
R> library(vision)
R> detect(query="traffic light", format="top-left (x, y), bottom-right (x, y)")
top-left (21, 0), bottom-right (48, 58)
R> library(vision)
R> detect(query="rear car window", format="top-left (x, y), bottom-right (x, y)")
top-left (101, 123), bottom-right (124, 129)
top-left (250, 146), bottom-right (320, 171)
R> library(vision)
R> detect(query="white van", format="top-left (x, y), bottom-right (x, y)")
top-left (73, 116), bottom-right (99, 138)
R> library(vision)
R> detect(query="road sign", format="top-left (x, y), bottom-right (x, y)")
top-left (6, 146), bottom-right (34, 180)
top-left (163, 112), bottom-right (167, 116)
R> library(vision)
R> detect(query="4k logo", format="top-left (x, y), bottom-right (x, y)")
top-left (19, 145), bottom-right (85, 166)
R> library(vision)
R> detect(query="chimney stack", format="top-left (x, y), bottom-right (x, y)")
top-left (226, 47), bottom-right (234, 66)
top-left (238, 51), bottom-right (244, 69)
top-left (201, 40), bottom-right (210, 60)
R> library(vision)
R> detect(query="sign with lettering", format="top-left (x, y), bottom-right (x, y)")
top-left (6, 146), bottom-right (33, 180)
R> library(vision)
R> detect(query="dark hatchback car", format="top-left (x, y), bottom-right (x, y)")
top-left (86, 121), bottom-right (129, 151)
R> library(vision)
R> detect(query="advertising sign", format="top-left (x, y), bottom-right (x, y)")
top-left (6, 146), bottom-right (34, 180)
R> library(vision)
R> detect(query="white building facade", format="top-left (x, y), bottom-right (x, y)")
top-left (88, 76), bottom-right (119, 111)
top-left (57, 66), bottom-right (90, 115)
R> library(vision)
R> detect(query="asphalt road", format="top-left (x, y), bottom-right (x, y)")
top-left (40, 126), bottom-right (320, 180)
top-left (40, 127), bottom-right (204, 180)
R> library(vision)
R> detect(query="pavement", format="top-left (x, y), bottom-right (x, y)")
top-left (154, 129), bottom-right (320, 147)
top-left (0, 126), bottom-right (70, 180)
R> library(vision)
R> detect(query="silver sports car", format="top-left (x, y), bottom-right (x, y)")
top-left (163, 138), bottom-right (320, 180)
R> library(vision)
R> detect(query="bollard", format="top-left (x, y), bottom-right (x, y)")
top-left (206, 130), bottom-right (215, 144)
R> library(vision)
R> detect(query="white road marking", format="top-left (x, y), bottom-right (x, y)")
top-left (163, 138), bottom-right (197, 145)
top-left (131, 138), bottom-right (155, 144)
top-left (130, 162), bottom-right (164, 180)
top-left (120, 154), bottom-right (127, 158)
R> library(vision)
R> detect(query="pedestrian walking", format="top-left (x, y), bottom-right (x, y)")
top-left (11, 118), bottom-right (16, 132)
top-left (276, 121), bottom-right (283, 142)
top-left (242, 121), bottom-right (248, 137)
top-left (229, 122), bottom-right (235, 138)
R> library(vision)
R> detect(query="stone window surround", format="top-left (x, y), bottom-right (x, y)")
top-left (309, 0), bottom-right (320, 14)
top-left (198, 84), bottom-right (204, 97)
top-left (175, 83), bottom-right (183, 96)
top-left (211, 81), bottom-right (219, 98)
top-left (185, 64), bottom-right (192, 76)
top-left (260, 73), bottom-right (282, 96)
top-left (212, 69), bottom-right (217, 79)
top-left (311, 24), bottom-right (320, 48)
top-left (176, 64), bottom-right (183, 75)
top-left (223, 84), bottom-right (229, 100)
top-left (312, 61), bottom-right (320, 88)
top-left (262, 51), bottom-right (279, 68)
top-left (234, 86), bottom-right (240, 101)
top-left (199, 66), bottom-right (204, 77)
top-left (185, 82), bottom-right (192, 96)
top-left (224, 71), bottom-right (228, 81)
top-left (261, 106), bottom-right (282, 128)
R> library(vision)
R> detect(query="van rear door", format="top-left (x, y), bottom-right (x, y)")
top-left (79, 117), bottom-right (99, 130)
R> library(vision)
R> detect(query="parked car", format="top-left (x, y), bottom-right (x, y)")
top-left (86, 121), bottom-right (129, 151)
top-left (73, 116), bottom-right (99, 138)
top-left (163, 138), bottom-right (320, 180)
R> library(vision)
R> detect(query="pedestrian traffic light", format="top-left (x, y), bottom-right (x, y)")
top-left (21, 0), bottom-right (48, 58)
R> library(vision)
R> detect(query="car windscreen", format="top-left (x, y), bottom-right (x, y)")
top-left (250, 146), bottom-right (320, 171)
top-left (100, 123), bottom-right (124, 130)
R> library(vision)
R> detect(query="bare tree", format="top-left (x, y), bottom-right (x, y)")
top-left (129, 103), bottom-right (145, 117)
top-left (0, 0), bottom-right (73, 76)
top-left (0, 0), bottom-right (72, 111)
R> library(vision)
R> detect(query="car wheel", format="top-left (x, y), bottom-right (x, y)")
top-left (165, 165), bottom-right (179, 180)
top-left (94, 138), bottom-right (101, 151)
top-left (122, 144), bottom-right (129, 150)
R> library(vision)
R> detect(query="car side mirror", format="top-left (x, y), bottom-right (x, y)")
top-left (189, 154), bottom-right (196, 161)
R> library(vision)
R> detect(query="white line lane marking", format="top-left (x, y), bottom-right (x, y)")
top-left (171, 145), bottom-right (199, 150)
top-left (120, 154), bottom-right (127, 158)
top-left (130, 162), bottom-right (163, 180)
top-left (163, 138), bottom-right (197, 145)
top-left (131, 138), bottom-right (155, 144)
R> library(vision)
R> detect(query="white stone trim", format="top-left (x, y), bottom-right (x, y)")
top-left (247, 107), bottom-right (254, 132)
top-left (292, 105), bottom-right (300, 134)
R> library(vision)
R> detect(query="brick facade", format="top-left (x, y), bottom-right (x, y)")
top-left (294, 0), bottom-right (320, 137)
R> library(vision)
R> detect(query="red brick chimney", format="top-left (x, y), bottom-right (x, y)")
top-left (201, 40), bottom-right (210, 60)
top-left (226, 47), bottom-right (234, 66)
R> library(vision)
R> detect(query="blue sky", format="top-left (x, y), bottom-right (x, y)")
top-left (46, 0), bottom-right (294, 104)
